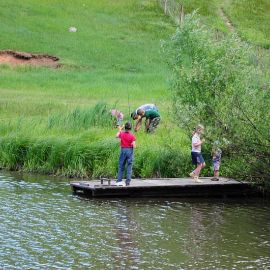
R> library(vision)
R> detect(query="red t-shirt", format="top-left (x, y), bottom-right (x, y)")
top-left (118, 131), bottom-right (136, 148)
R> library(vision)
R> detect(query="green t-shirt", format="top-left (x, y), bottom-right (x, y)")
top-left (145, 110), bottom-right (160, 119)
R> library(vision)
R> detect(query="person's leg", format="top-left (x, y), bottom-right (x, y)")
top-left (117, 149), bottom-right (126, 182)
top-left (193, 153), bottom-right (205, 175)
top-left (193, 164), bottom-right (203, 182)
top-left (193, 154), bottom-right (205, 182)
top-left (148, 117), bottom-right (160, 133)
top-left (145, 119), bottom-right (150, 132)
top-left (193, 164), bottom-right (202, 176)
top-left (211, 161), bottom-right (220, 180)
top-left (135, 118), bottom-right (142, 131)
top-left (116, 118), bottom-right (123, 127)
top-left (147, 119), bottom-right (154, 133)
top-left (125, 149), bottom-right (134, 186)
top-left (190, 152), bottom-right (198, 178)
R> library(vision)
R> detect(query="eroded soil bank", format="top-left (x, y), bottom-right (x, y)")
top-left (0, 50), bottom-right (60, 68)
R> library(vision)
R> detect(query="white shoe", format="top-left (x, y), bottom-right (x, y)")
top-left (116, 181), bottom-right (126, 187)
top-left (194, 177), bottom-right (203, 183)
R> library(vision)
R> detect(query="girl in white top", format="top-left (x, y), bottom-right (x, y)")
top-left (190, 124), bottom-right (206, 183)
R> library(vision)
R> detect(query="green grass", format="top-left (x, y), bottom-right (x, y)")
top-left (162, 0), bottom-right (270, 83)
top-left (176, 0), bottom-right (229, 32)
top-left (0, 104), bottom-right (191, 178)
top-left (0, 0), bottom-right (174, 118)
top-left (0, 0), bottom-right (269, 178)
top-left (223, 0), bottom-right (270, 48)
top-left (0, 0), bottom-right (192, 178)
top-left (164, 0), bottom-right (270, 48)
top-left (0, 0), bottom-right (175, 116)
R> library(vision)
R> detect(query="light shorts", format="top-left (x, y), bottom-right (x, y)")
top-left (213, 160), bottom-right (220, 171)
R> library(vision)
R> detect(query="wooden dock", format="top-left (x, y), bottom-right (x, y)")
top-left (70, 177), bottom-right (257, 198)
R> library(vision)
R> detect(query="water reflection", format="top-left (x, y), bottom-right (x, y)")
top-left (112, 202), bottom-right (140, 270)
top-left (0, 172), bottom-right (270, 270)
top-left (185, 204), bottom-right (224, 266)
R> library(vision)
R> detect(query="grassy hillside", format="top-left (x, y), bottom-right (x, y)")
top-left (0, 0), bottom-right (192, 178)
top-left (223, 0), bottom-right (270, 48)
top-left (0, 0), bottom-right (268, 179)
top-left (167, 0), bottom-right (270, 48)
top-left (0, 0), bottom-right (174, 117)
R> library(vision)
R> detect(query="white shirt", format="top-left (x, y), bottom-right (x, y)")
top-left (192, 133), bottom-right (201, 153)
top-left (135, 104), bottom-right (157, 114)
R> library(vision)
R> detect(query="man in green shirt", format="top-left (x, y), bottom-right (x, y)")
top-left (134, 109), bottom-right (161, 133)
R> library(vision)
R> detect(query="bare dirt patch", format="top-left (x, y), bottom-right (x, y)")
top-left (0, 50), bottom-right (60, 68)
top-left (219, 8), bottom-right (235, 33)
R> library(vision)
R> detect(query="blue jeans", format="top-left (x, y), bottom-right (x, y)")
top-left (117, 148), bottom-right (134, 185)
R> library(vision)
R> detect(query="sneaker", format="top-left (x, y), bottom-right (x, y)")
top-left (211, 177), bottom-right (219, 181)
top-left (116, 181), bottom-right (126, 187)
top-left (194, 176), bottom-right (203, 183)
top-left (189, 172), bottom-right (196, 178)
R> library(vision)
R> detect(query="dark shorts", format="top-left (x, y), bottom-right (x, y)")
top-left (191, 152), bottom-right (205, 165)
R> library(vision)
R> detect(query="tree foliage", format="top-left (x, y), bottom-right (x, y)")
top-left (163, 12), bottom-right (270, 183)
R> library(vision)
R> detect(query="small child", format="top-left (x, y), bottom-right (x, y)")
top-left (189, 124), bottom-right (206, 183)
top-left (111, 109), bottom-right (124, 127)
top-left (116, 122), bottom-right (136, 186)
top-left (211, 142), bottom-right (222, 181)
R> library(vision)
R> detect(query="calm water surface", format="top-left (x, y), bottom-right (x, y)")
top-left (0, 172), bottom-right (270, 269)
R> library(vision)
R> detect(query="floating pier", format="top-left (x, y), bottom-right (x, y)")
top-left (70, 177), bottom-right (257, 198)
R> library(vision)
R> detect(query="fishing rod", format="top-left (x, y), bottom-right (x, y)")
top-left (128, 90), bottom-right (131, 119)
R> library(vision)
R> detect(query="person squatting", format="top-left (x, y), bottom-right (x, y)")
top-left (131, 104), bottom-right (160, 133)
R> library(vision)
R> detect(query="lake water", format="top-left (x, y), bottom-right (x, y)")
top-left (0, 172), bottom-right (270, 269)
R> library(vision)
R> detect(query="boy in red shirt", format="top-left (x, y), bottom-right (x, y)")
top-left (116, 122), bottom-right (136, 186)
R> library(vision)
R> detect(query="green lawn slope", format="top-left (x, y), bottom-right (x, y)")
top-left (0, 0), bottom-right (174, 117)
top-left (169, 0), bottom-right (270, 48)
top-left (0, 0), bottom-right (191, 178)
top-left (223, 0), bottom-right (270, 48)
top-left (0, 0), bottom-right (268, 179)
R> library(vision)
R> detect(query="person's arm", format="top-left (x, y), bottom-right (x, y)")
top-left (132, 141), bottom-right (136, 148)
top-left (193, 138), bottom-right (205, 147)
top-left (116, 125), bottom-right (123, 138)
top-left (145, 118), bottom-right (150, 131)
top-left (192, 138), bottom-right (205, 149)
top-left (134, 117), bottom-right (142, 132)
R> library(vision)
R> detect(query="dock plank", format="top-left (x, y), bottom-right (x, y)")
top-left (70, 178), bottom-right (256, 198)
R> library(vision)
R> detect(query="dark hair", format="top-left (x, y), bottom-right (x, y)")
top-left (130, 111), bottom-right (136, 120)
top-left (137, 109), bottom-right (144, 115)
top-left (125, 122), bottom-right (132, 130)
